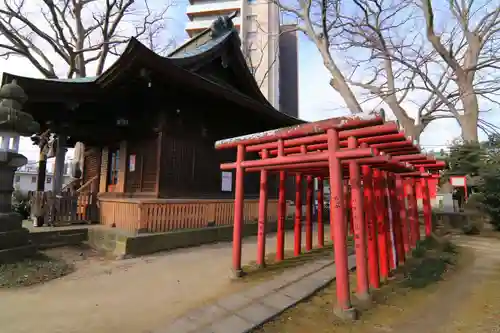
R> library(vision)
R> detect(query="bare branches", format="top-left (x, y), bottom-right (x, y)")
top-left (0, 0), bottom-right (175, 78)
top-left (419, 0), bottom-right (500, 141)
top-left (274, 0), bottom-right (364, 114)
top-left (274, 0), bottom-right (499, 142)
top-left (244, 20), bottom-right (287, 89)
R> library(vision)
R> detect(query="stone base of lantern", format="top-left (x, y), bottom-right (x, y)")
top-left (0, 151), bottom-right (36, 264)
top-left (0, 213), bottom-right (36, 263)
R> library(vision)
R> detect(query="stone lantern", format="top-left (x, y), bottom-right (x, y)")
top-left (0, 80), bottom-right (40, 263)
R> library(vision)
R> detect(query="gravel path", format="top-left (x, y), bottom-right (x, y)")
top-left (390, 234), bottom-right (500, 333)
top-left (0, 226), bottom-right (331, 333)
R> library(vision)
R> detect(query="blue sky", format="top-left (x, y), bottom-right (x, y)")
top-left (0, 1), bottom-right (479, 162)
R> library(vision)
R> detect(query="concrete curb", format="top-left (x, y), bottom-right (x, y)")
top-left (155, 254), bottom-right (357, 333)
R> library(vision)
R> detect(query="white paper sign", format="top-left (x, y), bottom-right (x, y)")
top-left (221, 172), bottom-right (232, 192)
top-left (450, 176), bottom-right (466, 187)
top-left (129, 154), bottom-right (136, 172)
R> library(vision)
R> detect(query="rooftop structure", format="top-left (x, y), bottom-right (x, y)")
top-left (185, 5), bottom-right (299, 117)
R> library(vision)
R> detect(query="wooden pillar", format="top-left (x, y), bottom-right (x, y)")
top-left (52, 135), bottom-right (67, 194)
top-left (116, 140), bottom-right (127, 193)
top-left (99, 147), bottom-right (109, 193)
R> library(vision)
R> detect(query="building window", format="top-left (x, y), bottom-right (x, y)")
top-left (246, 31), bottom-right (257, 40)
top-left (31, 176), bottom-right (36, 184)
top-left (46, 176), bottom-right (52, 184)
top-left (247, 14), bottom-right (258, 32)
top-left (248, 0), bottom-right (256, 3)
top-left (15, 175), bottom-right (20, 183)
top-left (108, 149), bottom-right (120, 185)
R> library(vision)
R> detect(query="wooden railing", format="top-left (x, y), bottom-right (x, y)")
top-left (30, 191), bottom-right (99, 226)
top-left (99, 197), bottom-right (282, 233)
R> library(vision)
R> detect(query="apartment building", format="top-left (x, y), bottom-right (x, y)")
top-left (14, 162), bottom-right (73, 196)
top-left (185, 0), bottom-right (299, 118)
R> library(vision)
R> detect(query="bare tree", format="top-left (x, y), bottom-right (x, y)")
top-left (420, 0), bottom-right (500, 142)
top-left (275, 0), bottom-right (365, 114)
top-left (276, 0), bottom-right (500, 142)
top-left (0, 0), bottom-right (175, 79)
top-left (275, 0), bottom-right (445, 140)
top-left (335, 0), bottom-right (459, 140)
top-left (244, 19), bottom-right (283, 89)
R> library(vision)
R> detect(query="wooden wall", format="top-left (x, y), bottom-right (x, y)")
top-left (125, 137), bottom-right (158, 194)
top-left (82, 147), bottom-right (101, 192)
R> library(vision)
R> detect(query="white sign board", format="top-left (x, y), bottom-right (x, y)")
top-left (450, 176), bottom-right (466, 187)
top-left (221, 172), bottom-right (232, 192)
top-left (129, 154), bottom-right (136, 172)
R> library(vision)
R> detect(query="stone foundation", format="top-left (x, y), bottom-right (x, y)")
top-left (88, 219), bottom-right (296, 258)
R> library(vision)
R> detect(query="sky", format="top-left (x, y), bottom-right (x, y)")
top-left (0, 0), bottom-right (493, 163)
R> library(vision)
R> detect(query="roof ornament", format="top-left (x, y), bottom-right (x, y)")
top-left (210, 15), bottom-right (235, 39)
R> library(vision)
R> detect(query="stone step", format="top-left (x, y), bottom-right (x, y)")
top-left (36, 233), bottom-right (87, 249)
top-left (0, 228), bottom-right (30, 250)
top-left (0, 244), bottom-right (36, 264)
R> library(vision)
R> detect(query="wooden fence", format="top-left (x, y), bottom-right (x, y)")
top-left (30, 191), bottom-right (99, 226)
top-left (99, 197), bottom-right (282, 234)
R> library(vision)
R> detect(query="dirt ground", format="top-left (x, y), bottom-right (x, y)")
top-left (0, 226), bottom-right (331, 333)
top-left (256, 234), bottom-right (500, 333)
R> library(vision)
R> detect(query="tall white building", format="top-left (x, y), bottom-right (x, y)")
top-left (185, 0), bottom-right (297, 116)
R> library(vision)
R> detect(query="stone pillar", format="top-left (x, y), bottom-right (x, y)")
top-left (0, 80), bottom-right (40, 263)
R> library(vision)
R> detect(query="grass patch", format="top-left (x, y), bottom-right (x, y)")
top-left (0, 253), bottom-right (74, 288)
top-left (253, 236), bottom-right (463, 333)
top-left (239, 237), bottom-right (354, 283)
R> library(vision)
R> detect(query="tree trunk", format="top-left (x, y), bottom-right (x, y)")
top-left (458, 82), bottom-right (479, 143)
top-left (329, 78), bottom-right (363, 114)
top-left (459, 113), bottom-right (479, 143)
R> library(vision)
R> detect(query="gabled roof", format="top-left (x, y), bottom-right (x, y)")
top-left (2, 14), bottom-right (302, 126)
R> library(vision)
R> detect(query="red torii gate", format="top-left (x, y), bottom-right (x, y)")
top-left (215, 114), bottom-right (445, 319)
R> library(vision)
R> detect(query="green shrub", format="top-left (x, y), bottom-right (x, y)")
top-left (446, 136), bottom-right (500, 231)
top-left (12, 200), bottom-right (30, 219)
top-left (412, 243), bottom-right (426, 258)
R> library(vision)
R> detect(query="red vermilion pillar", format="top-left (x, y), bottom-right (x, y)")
top-left (276, 170), bottom-right (286, 262)
top-left (327, 128), bottom-right (354, 316)
top-left (256, 149), bottom-right (268, 268)
top-left (344, 181), bottom-right (354, 237)
top-left (374, 169), bottom-right (389, 282)
top-left (389, 174), bottom-right (405, 266)
top-left (420, 167), bottom-right (433, 237)
top-left (294, 174), bottom-right (303, 256)
top-left (363, 165), bottom-right (379, 289)
top-left (305, 175), bottom-right (314, 251)
top-left (348, 136), bottom-right (370, 301)
top-left (232, 144), bottom-right (245, 277)
top-left (384, 172), bottom-right (396, 270)
top-left (409, 177), bottom-right (420, 244)
top-left (317, 177), bottom-right (325, 248)
top-left (405, 178), bottom-right (417, 248)
top-left (396, 176), bottom-right (410, 255)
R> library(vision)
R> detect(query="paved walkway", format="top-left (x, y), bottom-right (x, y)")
top-left (158, 255), bottom-right (356, 333)
top-left (0, 225), bottom-right (331, 333)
